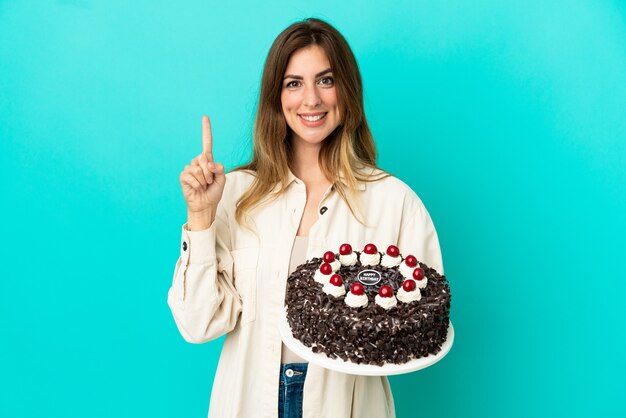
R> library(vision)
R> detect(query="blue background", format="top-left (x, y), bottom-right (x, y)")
top-left (2, 1), bottom-right (625, 417)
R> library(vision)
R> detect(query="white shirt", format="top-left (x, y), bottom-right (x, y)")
top-left (167, 167), bottom-right (444, 418)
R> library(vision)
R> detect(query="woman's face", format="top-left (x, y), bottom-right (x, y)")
top-left (281, 45), bottom-right (341, 148)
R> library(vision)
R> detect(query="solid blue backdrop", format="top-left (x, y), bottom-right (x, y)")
top-left (1, 1), bottom-right (625, 417)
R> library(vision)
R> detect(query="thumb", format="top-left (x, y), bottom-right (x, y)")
top-left (209, 163), bottom-right (226, 185)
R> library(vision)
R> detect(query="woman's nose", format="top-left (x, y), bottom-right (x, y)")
top-left (303, 85), bottom-right (322, 107)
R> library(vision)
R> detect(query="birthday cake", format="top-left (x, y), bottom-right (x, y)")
top-left (284, 243), bottom-right (451, 366)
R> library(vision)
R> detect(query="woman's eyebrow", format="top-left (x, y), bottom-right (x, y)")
top-left (283, 68), bottom-right (332, 80)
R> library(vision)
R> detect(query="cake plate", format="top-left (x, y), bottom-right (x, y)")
top-left (278, 309), bottom-right (454, 376)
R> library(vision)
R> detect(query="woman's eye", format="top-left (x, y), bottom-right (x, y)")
top-left (319, 77), bottom-right (334, 85)
top-left (285, 80), bottom-right (300, 88)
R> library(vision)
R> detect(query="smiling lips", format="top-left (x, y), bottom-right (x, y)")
top-left (298, 112), bottom-right (328, 127)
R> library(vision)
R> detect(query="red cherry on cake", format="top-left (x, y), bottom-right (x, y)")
top-left (403, 280), bottom-right (417, 292)
top-left (404, 255), bottom-right (418, 268)
top-left (339, 243), bottom-right (352, 255)
top-left (323, 251), bottom-right (336, 263)
top-left (364, 243), bottom-right (378, 255)
top-left (320, 263), bottom-right (332, 275)
top-left (412, 268), bottom-right (425, 280)
top-left (378, 285), bottom-right (393, 298)
top-left (350, 283), bottom-right (365, 296)
top-left (329, 274), bottom-right (343, 286)
top-left (386, 245), bottom-right (399, 257)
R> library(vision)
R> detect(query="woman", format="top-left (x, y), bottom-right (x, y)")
top-left (168, 18), bottom-right (443, 418)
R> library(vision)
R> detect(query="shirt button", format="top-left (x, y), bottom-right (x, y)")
top-left (285, 369), bottom-right (294, 378)
top-left (182, 241), bottom-right (188, 251)
top-left (320, 206), bottom-right (328, 215)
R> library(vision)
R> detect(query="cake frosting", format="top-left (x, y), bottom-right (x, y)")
top-left (360, 251), bottom-right (381, 266)
top-left (285, 243), bottom-right (451, 366)
top-left (338, 243), bottom-right (357, 266)
top-left (314, 264), bottom-right (332, 284)
top-left (323, 274), bottom-right (347, 298)
top-left (345, 291), bottom-right (368, 308)
top-left (397, 281), bottom-right (422, 303)
top-left (374, 294), bottom-right (398, 309)
top-left (339, 253), bottom-right (357, 266)
top-left (399, 258), bottom-right (418, 279)
top-left (381, 253), bottom-right (402, 267)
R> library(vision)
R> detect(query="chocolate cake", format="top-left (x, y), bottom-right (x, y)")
top-left (284, 243), bottom-right (451, 366)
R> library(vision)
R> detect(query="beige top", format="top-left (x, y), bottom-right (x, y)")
top-left (282, 235), bottom-right (309, 364)
top-left (167, 168), bottom-right (444, 418)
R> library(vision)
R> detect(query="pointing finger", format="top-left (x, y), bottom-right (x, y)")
top-left (195, 154), bottom-right (213, 186)
top-left (202, 115), bottom-right (214, 161)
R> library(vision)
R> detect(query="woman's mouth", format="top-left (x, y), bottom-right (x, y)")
top-left (298, 112), bottom-right (328, 127)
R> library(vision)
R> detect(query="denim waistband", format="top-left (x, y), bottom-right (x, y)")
top-left (280, 362), bottom-right (308, 385)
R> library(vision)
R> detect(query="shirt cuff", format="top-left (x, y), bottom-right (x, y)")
top-left (180, 222), bottom-right (217, 265)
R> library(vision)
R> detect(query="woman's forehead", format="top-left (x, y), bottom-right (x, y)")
top-left (284, 45), bottom-right (331, 76)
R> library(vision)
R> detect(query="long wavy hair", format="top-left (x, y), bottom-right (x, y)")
top-left (234, 17), bottom-right (387, 225)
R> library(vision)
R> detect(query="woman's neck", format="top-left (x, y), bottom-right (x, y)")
top-left (290, 139), bottom-right (329, 186)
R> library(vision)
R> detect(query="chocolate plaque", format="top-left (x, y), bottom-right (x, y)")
top-left (357, 269), bottom-right (382, 286)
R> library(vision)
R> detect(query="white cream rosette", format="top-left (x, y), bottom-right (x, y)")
top-left (374, 294), bottom-right (398, 310)
top-left (397, 286), bottom-right (422, 303)
top-left (345, 292), bottom-right (368, 308)
top-left (314, 268), bottom-right (332, 284)
top-left (339, 252), bottom-right (357, 266)
top-left (381, 254), bottom-right (401, 267)
top-left (399, 262), bottom-right (416, 279)
top-left (414, 277), bottom-right (428, 289)
top-left (360, 252), bottom-right (381, 266)
top-left (323, 282), bottom-right (346, 298)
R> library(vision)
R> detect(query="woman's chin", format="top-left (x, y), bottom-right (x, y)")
top-left (290, 132), bottom-right (329, 146)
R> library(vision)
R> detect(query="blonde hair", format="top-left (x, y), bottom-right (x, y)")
top-left (234, 18), bottom-right (388, 225)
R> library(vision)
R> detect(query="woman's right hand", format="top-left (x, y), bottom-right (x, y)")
top-left (179, 116), bottom-right (226, 228)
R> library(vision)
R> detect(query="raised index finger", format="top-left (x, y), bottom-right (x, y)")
top-left (202, 115), bottom-right (214, 161)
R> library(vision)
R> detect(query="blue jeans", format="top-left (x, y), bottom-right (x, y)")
top-left (278, 363), bottom-right (308, 418)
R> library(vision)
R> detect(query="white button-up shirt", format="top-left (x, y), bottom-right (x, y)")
top-left (167, 168), bottom-right (444, 418)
